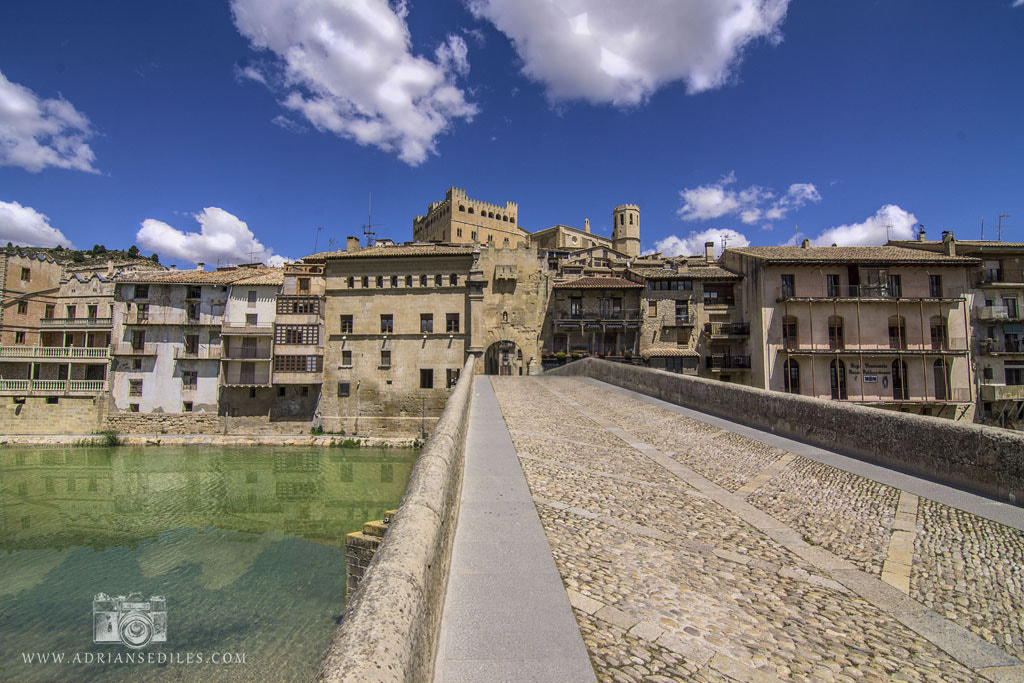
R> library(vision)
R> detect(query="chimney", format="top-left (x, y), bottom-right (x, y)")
top-left (801, 238), bottom-right (810, 249)
top-left (584, 218), bottom-right (591, 234)
top-left (704, 241), bottom-right (715, 263)
top-left (917, 229), bottom-right (927, 242)
top-left (196, 262), bottom-right (205, 272)
top-left (942, 231), bottom-right (956, 257)
top-left (169, 264), bottom-right (177, 271)
top-left (346, 236), bottom-right (361, 252)
top-left (106, 259), bottom-right (114, 276)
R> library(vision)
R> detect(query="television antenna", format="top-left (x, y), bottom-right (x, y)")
top-left (313, 226), bottom-right (324, 253)
top-left (362, 193), bottom-right (383, 247)
top-left (996, 213), bottom-right (1011, 242)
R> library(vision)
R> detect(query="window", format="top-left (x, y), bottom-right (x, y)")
top-left (405, 275), bottom-right (413, 287)
top-left (88, 305), bottom-right (98, 319)
top-left (1004, 298), bottom-right (1019, 319)
top-left (503, 237), bottom-right (510, 246)
top-left (183, 401), bottom-right (193, 412)
top-left (784, 359), bottom-right (800, 394)
top-left (420, 274), bottom-right (428, 287)
top-left (826, 274), bottom-right (841, 297)
top-left (278, 386), bottom-right (286, 396)
top-left (187, 285), bottom-right (202, 299)
top-left (245, 312), bottom-right (257, 326)
top-left (420, 368), bottom-right (434, 389)
top-left (929, 275), bottom-right (942, 298)
top-left (298, 278), bottom-right (310, 293)
top-left (376, 275), bottom-right (384, 288)
top-left (648, 301), bottom-right (657, 316)
top-left (782, 316), bottom-right (798, 349)
top-left (570, 297), bottom-right (582, 319)
top-left (129, 404), bottom-right (140, 413)
top-left (66, 304), bottom-right (77, 319)
top-left (380, 349), bottom-right (391, 367)
top-left (887, 274), bottom-right (903, 298)
top-left (44, 304), bottom-right (55, 319)
top-left (338, 382), bottom-right (350, 397)
top-left (15, 331), bottom-right (26, 344)
top-left (434, 274), bottom-right (442, 287)
top-left (348, 276), bottom-right (355, 289)
top-left (446, 368), bottom-right (460, 388)
top-left (1006, 367), bottom-right (1024, 386)
top-left (420, 313), bottom-right (433, 333)
top-left (16, 301), bottom-right (27, 314)
top-left (134, 285), bottom-right (149, 299)
top-left (934, 359), bottom-right (951, 400)
top-left (132, 358), bottom-right (143, 370)
top-left (274, 355), bottom-right (323, 372)
top-left (827, 316), bottom-right (844, 350)
top-left (131, 330), bottom-right (145, 350)
top-left (184, 334), bottom-right (199, 354)
top-left (665, 357), bottom-right (683, 373)
top-left (340, 315), bottom-right (353, 334)
top-left (676, 329), bottom-right (690, 345)
top-left (20, 267), bottom-right (30, 282)
top-left (983, 366), bottom-right (994, 380)
top-left (341, 350), bottom-right (352, 367)
top-left (888, 315), bottom-right (907, 350)
top-left (930, 316), bottom-right (948, 350)
top-left (675, 301), bottom-right (689, 322)
top-left (136, 303), bottom-right (149, 321)
top-left (471, 231), bottom-right (477, 240)
top-left (780, 274), bottom-right (795, 298)
top-left (457, 228), bottom-right (462, 237)
top-left (391, 275), bottom-right (399, 287)
top-left (830, 359), bottom-right (847, 400)
top-left (446, 313), bottom-right (460, 333)
top-left (129, 379), bottom-right (143, 397)
top-left (380, 314), bottom-right (393, 333)
top-left (275, 325), bottom-right (319, 344)
top-left (450, 274), bottom-right (458, 286)
top-left (892, 360), bottom-right (909, 400)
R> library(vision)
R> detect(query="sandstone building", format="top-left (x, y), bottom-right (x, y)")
top-left (412, 187), bottom-right (529, 248)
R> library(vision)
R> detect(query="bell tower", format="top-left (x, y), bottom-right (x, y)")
top-left (611, 204), bottom-right (640, 257)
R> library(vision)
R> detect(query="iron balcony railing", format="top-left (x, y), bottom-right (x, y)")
top-left (557, 308), bottom-right (643, 321)
top-left (703, 296), bottom-right (735, 306)
top-left (0, 346), bottom-right (109, 359)
top-left (706, 322), bottom-right (750, 336)
top-left (779, 338), bottom-right (969, 353)
top-left (981, 339), bottom-right (1024, 354)
top-left (221, 347), bottom-right (273, 360)
top-left (778, 284), bottom-right (966, 301)
top-left (705, 355), bottom-right (751, 369)
top-left (40, 317), bottom-right (112, 328)
top-left (0, 379), bottom-right (107, 394)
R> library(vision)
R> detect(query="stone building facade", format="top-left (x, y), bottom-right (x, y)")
top-left (271, 259), bottom-right (326, 421)
top-left (219, 269), bottom-right (284, 416)
top-left (531, 221), bottom-right (613, 252)
top-left (722, 241), bottom-right (978, 420)
top-left (412, 187), bottom-right (529, 248)
top-left (0, 249), bottom-right (63, 348)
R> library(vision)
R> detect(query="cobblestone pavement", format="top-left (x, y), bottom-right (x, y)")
top-left (491, 376), bottom-right (1024, 682)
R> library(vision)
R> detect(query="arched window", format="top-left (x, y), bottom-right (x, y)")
top-left (361, 276), bottom-right (369, 288)
top-left (830, 359), bottom-right (847, 400)
top-left (420, 274), bottom-right (427, 287)
top-left (502, 215), bottom-right (508, 222)
top-left (933, 358), bottom-right (951, 400)
top-left (488, 211), bottom-right (494, 218)
top-left (347, 276), bottom-right (354, 289)
top-left (892, 360), bottom-right (909, 400)
top-left (782, 315), bottom-right (798, 349)
top-left (449, 274), bottom-right (458, 286)
top-left (405, 274), bottom-right (412, 287)
top-left (434, 274), bottom-right (442, 287)
top-left (620, 214), bottom-right (624, 225)
top-left (929, 315), bottom-right (948, 350)
top-left (828, 315), bottom-right (844, 350)
top-left (376, 275), bottom-right (383, 288)
top-left (510, 216), bottom-right (515, 223)
top-left (629, 214), bottom-right (633, 225)
top-left (502, 311), bottom-right (508, 323)
top-left (468, 207), bottom-right (474, 214)
top-left (503, 237), bottom-right (510, 246)
top-left (784, 358), bottom-right (800, 394)
top-left (459, 205), bottom-right (465, 212)
top-left (888, 315), bottom-right (906, 350)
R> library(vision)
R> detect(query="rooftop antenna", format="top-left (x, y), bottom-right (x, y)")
top-left (883, 221), bottom-right (893, 242)
top-left (981, 217), bottom-right (984, 241)
top-left (362, 193), bottom-right (382, 248)
top-left (720, 234), bottom-right (729, 251)
top-left (996, 213), bottom-right (1010, 242)
top-left (313, 226), bottom-right (324, 253)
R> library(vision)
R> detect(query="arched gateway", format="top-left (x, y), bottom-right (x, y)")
top-left (485, 340), bottom-right (523, 376)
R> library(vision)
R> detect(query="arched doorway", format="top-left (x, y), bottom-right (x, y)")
top-left (485, 341), bottom-right (522, 376)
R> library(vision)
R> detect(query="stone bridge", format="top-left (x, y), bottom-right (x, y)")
top-left (320, 360), bottom-right (1024, 682)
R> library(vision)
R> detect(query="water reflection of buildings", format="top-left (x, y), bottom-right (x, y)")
top-left (0, 448), bottom-right (416, 552)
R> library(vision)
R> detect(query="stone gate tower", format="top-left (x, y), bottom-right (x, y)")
top-left (611, 204), bottom-right (640, 257)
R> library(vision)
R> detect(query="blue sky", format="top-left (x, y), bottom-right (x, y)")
top-left (1, 0), bottom-right (1022, 266)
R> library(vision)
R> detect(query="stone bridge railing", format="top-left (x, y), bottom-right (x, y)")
top-left (549, 358), bottom-right (1024, 505)
top-left (314, 355), bottom-right (475, 682)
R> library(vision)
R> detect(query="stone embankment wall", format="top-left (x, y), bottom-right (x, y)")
top-left (550, 358), bottom-right (1024, 505)
top-left (314, 356), bottom-right (475, 683)
top-left (0, 396), bottom-right (106, 434)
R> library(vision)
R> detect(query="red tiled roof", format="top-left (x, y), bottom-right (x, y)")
top-left (552, 276), bottom-right (643, 289)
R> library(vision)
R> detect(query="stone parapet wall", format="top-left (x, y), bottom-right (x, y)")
top-left (105, 412), bottom-right (224, 434)
top-left (549, 358), bottom-right (1024, 505)
top-left (314, 356), bottom-right (476, 683)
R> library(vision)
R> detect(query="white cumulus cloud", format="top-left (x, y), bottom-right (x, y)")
top-left (467, 0), bottom-right (789, 105)
top-left (136, 207), bottom-right (290, 267)
top-left (0, 70), bottom-right (98, 173)
top-left (231, 0), bottom-right (478, 165)
top-left (653, 228), bottom-right (750, 259)
top-left (810, 205), bottom-right (918, 247)
top-left (678, 172), bottom-right (820, 226)
top-left (0, 200), bottom-right (74, 248)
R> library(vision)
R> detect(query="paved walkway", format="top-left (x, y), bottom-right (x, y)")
top-left (475, 375), bottom-right (1024, 682)
top-left (434, 377), bottom-right (596, 682)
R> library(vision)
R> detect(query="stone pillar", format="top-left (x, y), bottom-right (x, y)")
top-left (344, 510), bottom-right (396, 601)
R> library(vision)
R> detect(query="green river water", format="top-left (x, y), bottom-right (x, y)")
top-left (0, 445), bottom-right (418, 682)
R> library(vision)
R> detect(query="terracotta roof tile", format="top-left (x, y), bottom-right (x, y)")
top-left (315, 244), bottom-right (475, 260)
top-left (552, 276), bottom-right (644, 289)
top-left (115, 267), bottom-right (281, 285)
top-left (640, 347), bottom-right (700, 359)
top-left (727, 245), bottom-right (979, 265)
